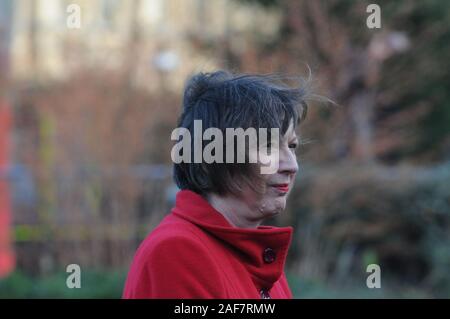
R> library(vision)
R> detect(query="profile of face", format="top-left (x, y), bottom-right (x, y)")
top-left (240, 122), bottom-right (299, 220)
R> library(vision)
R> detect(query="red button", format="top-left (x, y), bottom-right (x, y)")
top-left (263, 247), bottom-right (276, 263)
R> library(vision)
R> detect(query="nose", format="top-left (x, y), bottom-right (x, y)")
top-left (278, 146), bottom-right (298, 176)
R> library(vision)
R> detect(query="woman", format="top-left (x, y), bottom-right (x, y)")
top-left (123, 70), bottom-right (308, 299)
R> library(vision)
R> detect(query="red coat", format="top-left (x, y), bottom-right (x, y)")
top-left (123, 190), bottom-right (293, 299)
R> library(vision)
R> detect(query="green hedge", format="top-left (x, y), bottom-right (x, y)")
top-left (284, 162), bottom-right (450, 298)
top-left (0, 270), bottom-right (126, 299)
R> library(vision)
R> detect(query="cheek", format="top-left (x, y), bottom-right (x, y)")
top-left (250, 147), bottom-right (280, 176)
top-left (289, 177), bottom-right (296, 188)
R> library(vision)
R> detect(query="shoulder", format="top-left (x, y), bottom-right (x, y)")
top-left (124, 215), bottom-right (226, 298)
top-left (133, 214), bottom-right (214, 268)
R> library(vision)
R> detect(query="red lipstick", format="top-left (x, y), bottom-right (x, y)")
top-left (272, 183), bottom-right (289, 193)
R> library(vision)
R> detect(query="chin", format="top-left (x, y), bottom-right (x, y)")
top-left (265, 198), bottom-right (286, 216)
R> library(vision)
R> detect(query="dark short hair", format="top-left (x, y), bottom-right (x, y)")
top-left (173, 70), bottom-right (308, 196)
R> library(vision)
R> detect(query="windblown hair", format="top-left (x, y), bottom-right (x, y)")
top-left (173, 70), bottom-right (309, 196)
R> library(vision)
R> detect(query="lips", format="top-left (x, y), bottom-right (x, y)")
top-left (271, 183), bottom-right (290, 193)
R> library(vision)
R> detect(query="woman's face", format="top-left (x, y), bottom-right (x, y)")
top-left (242, 122), bottom-right (299, 219)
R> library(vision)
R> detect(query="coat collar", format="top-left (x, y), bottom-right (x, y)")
top-left (172, 190), bottom-right (293, 289)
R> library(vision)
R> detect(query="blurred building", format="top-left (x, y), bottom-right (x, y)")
top-left (8, 0), bottom-right (281, 92)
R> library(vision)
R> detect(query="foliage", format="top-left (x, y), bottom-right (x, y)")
top-left (0, 269), bottom-right (126, 299)
top-left (283, 162), bottom-right (450, 298)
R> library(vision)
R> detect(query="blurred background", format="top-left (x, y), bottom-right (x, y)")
top-left (0, 0), bottom-right (449, 298)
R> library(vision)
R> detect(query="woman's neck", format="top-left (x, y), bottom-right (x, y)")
top-left (206, 193), bottom-right (263, 229)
